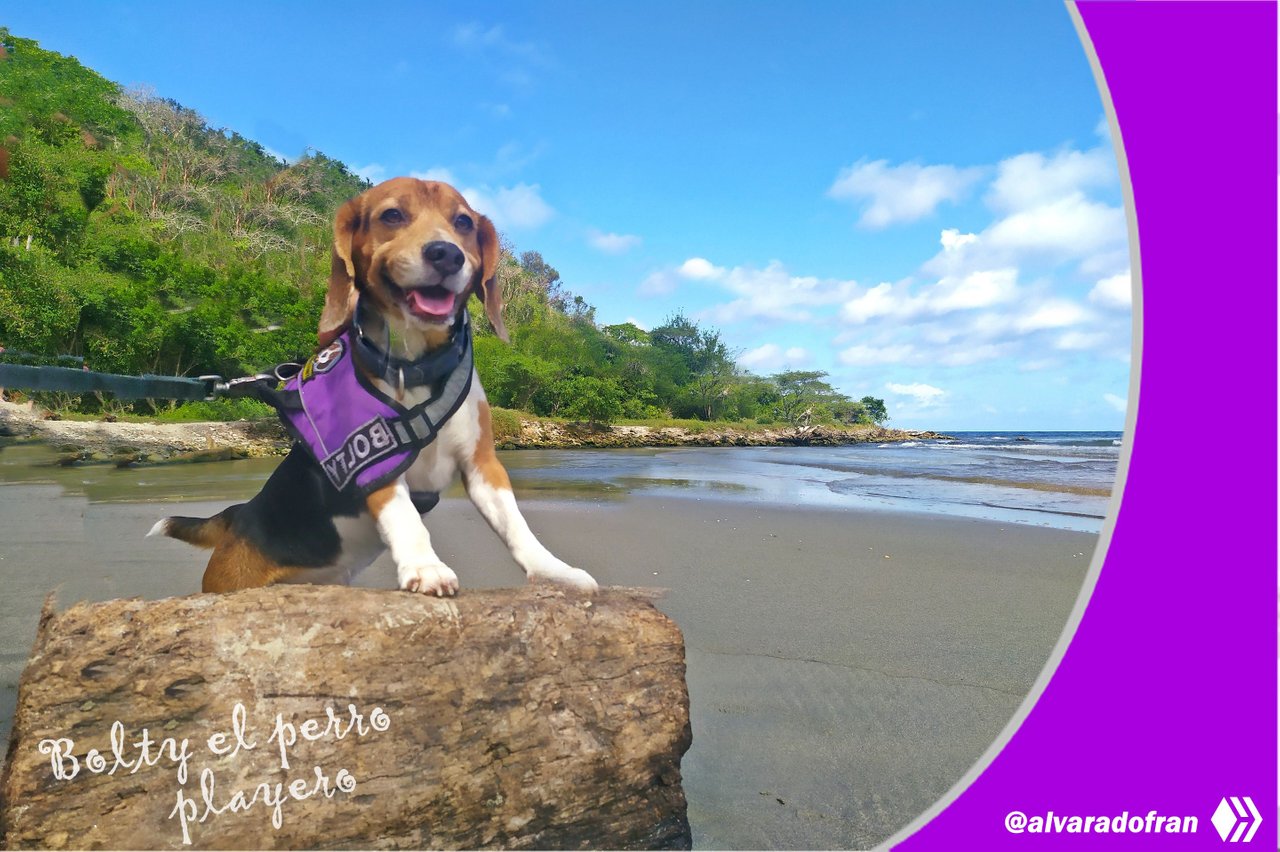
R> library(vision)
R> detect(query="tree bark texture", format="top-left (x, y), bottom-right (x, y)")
top-left (0, 585), bottom-right (692, 850)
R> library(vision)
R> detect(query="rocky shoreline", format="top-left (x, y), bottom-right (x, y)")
top-left (502, 418), bottom-right (950, 450)
top-left (0, 399), bottom-right (949, 465)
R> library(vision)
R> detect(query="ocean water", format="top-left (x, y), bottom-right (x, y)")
top-left (0, 431), bottom-right (1122, 532)
top-left (497, 431), bottom-right (1124, 533)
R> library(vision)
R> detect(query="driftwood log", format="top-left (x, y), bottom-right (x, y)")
top-left (0, 586), bottom-right (691, 850)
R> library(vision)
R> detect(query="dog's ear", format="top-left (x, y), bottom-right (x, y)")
top-left (474, 214), bottom-right (508, 343)
top-left (318, 196), bottom-right (364, 347)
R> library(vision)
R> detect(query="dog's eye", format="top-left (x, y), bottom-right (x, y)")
top-left (379, 208), bottom-right (405, 225)
top-left (453, 214), bottom-right (474, 233)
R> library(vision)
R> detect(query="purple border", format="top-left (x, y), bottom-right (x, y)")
top-left (894, 3), bottom-right (1277, 848)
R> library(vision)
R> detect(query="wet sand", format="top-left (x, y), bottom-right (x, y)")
top-left (0, 485), bottom-right (1094, 849)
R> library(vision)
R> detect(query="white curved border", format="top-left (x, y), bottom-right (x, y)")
top-left (876, 3), bottom-right (1143, 847)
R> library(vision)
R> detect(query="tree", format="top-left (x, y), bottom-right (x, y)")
top-left (685, 358), bottom-right (735, 421)
top-left (602, 322), bottom-right (649, 346)
top-left (518, 250), bottom-right (560, 289)
top-left (827, 398), bottom-right (870, 425)
top-left (771, 370), bottom-right (839, 425)
top-left (860, 396), bottom-right (889, 424)
top-left (726, 376), bottom-right (779, 421)
top-left (650, 312), bottom-right (737, 420)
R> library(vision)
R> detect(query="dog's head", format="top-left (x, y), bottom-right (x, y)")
top-left (318, 177), bottom-right (506, 347)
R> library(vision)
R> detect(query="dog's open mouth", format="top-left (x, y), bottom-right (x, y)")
top-left (394, 283), bottom-right (456, 320)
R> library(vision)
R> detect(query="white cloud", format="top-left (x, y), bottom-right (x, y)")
top-left (484, 183), bottom-right (554, 229)
top-left (919, 142), bottom-right (1127, 284)
top-left (1014, 300), bottom-right (1090, 333)
top-left (738, 343), bottom-right (809, 371)
top-left (624, 316), bottom-right (648, 331)
top-left (492, 141), bottom-right (546, 176)
top-left (1055, 330), bottom-right (1108, 351)
top-left (632, 139), bottom-right (1132, 396)
top-left (649, 258), bottom-right (857, 322)
top-left (1103, 392), bottom-right (1128, 413)
top-left (407, 168), bottom-right (554, 230)
top-left (983, 193), bottom-right (1125, 259)
top-left (587, 230), bottom-right (642, 254)
top-left (931, 268), bottom-right (1020, 312)
top-left (838, 343), bottom-right (917, 366)
top-left (937, 342), bottom-right (1011, 366)
top-left (940, 228), bottom-right (978, 252)
top-left (828, 159), bottom-right (984, 228)
top-left (1089, 272), bottom-right (1133, 309)
top-left (987, 147), bottom-right (1116, 213)
top-left (1079, 249), bottom-right (1132, 278)
top-left (841, 282), bottom-right (902, 323)
top-left (411, 167), bottom-right (457, 184)
top-left (452, 23), bottom-right (547, 65)
top-left (353, 163), bottom-right (386, 184)
top-left (461, 183), bottom-right (555, 230)
top-left (885, 382), bottom-right (946, 406)
top-left (701, 261), bottom-right (860, 323)
top-left (678, 257), bottom-right (724, 280)
top-left (639, 270), bottom-right (679, 296)
top-left (839, 268), bottom-right (1019, 325)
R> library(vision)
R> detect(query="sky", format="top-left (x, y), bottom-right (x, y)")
top-left (5, 1), bottom-right (1133, 431)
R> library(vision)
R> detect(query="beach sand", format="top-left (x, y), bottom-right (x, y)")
top-left (0, 486), bottom-right (1094, 849)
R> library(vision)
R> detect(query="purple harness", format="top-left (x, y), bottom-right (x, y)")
top-left (242, 317), bottom-right (473, 498)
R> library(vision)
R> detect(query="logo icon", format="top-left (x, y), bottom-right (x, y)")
top-left (311, 339), bottom-right (345, 374)
top-left (1212, 797), bottom-right (1262, 843)
top-left (302, 338), bottom-right (346, 382)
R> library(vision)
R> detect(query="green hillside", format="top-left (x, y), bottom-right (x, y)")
top-left (0, 28), bottom-right (886, 427)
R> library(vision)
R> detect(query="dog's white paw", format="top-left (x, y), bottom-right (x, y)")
top-left (399, 561), bottom-right (459, 597)
top-left (527, 556), bottom-right (599, 593)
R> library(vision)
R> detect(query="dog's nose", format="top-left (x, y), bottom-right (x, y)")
top-left (423, 241), bottom-right (465, 275)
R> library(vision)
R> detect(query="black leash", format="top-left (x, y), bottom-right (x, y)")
top-left (0, 361), bottom-right (226, 401)
top-left (0, 304), bottom-right (470, 403)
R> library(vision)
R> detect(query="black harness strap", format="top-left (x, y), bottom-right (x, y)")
top-left (410, 491), bottom-right (440, 514)
top-left (351, 297), bottom-right (470, 393)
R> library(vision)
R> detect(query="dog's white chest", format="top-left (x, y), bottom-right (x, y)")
top-left (394, 376), bottom-right (484, 495)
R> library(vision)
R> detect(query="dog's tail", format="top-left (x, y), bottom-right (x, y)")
top-left (147, 506), bottom-right (240, 549)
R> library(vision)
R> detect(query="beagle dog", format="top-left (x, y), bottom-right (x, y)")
top-left (151, 177), bottom-right (598, 597)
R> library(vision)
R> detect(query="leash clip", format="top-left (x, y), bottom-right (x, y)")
top-left (208, 372), bottom-right (277, 399)
top-left (198, 375), bottom-right (223, 401)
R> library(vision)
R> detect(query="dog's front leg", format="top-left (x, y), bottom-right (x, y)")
top-left (461, 404), bottom-right (598, 592)
top-left (367, 479), bottom-right (459, 596)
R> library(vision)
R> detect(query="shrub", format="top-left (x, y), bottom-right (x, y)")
top-left (557, 375), bottom-right (623, 427)
top-left (488, 406), bottom-right (523, 442)
top-left (152, 397), bottom-right (275, 422)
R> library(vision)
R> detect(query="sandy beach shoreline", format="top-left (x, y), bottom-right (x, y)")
top-left (0, 477), bottom-right (1095, 849)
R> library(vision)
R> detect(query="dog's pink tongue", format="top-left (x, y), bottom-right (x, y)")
top-left (407, 288), bottom-right (456, 318)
